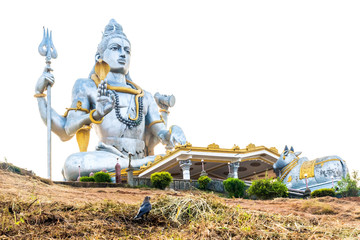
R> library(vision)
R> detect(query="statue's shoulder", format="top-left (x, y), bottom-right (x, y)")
top-left (73, 78), bottom-right (97, 91)
top-left (143, 90), bottom-right (153, 99)
top-left (71, 78), bottom-right (97, 98)
top-left (143, 90), bottom-right (158, 108)
top-left (73, 78), bottom-right (97, 89)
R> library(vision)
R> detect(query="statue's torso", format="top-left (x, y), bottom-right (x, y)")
top-left (72, 78), bottom-right (154, 157)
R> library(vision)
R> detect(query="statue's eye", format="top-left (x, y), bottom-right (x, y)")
top-left (110, 46), bottom-right (118, 51)
top-left (124, 47), bottom-right (131, 54)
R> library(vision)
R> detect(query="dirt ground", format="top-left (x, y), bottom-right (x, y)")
top-left (1, 169), bottom-right (360, 229)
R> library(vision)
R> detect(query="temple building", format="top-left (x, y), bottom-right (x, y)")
top-left (125, 143), bottom-right (279, 181)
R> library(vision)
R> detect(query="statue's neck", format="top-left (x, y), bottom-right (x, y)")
top-left (107, 72), bottom-right (127, 86)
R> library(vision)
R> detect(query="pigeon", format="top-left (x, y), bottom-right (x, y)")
top-left (134, 196), bottom-right (151, 220)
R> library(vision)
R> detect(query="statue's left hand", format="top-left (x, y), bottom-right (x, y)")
top-left (35, 66), bottom-right (55, 94)
top-left (94, 80), bottom-right (115, 119)
top-left (167, 125), bottom-right (186, 147)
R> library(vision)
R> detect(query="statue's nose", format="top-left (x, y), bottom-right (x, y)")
top-left (117, 47), bottom-right (126, 58)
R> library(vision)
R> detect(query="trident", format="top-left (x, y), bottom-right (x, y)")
top-left (38, 27), bottom-right (58, 180)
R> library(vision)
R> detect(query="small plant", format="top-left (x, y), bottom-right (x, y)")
top-left (93, 172), bottom-right (111, 183)
top-left (336, 171), bottom-right (360, 197)
top-left (311, 188), bottom-right (335, 198)
top-left (223, 178), bottom-right (246, 198)
top-left (79, 176), bottom-right (95, 182)
top-left (198, 176), bottom-right (212, 190)
top-left (150, 172), bottom-right (173, 189)
top-left (247, 177), bottom-right (288, 200)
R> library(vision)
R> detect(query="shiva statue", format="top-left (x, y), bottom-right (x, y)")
top-left (34, 19), bottom-right (186, 180)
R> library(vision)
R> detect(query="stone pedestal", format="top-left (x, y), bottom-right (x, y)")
top-left (200, 170), bottom-right (208, 177)
top-left (227, 173), bottom-right (234, 179)
top-left (126, 167), bottom-right (135, 186)
top-left (179, 160), bottom-right (192, 180)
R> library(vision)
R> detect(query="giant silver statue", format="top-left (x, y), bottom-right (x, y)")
top-left (273, 146), bottom-right (348, 191)
top-left (34, 19), bottom-right (186, 180)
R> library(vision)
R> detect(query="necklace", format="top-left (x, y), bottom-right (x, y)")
top-left (113, 82), bottom-right (143, 129)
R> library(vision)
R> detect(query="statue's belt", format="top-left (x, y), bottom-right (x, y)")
top-left (103, 137), bottom-right (145, 157)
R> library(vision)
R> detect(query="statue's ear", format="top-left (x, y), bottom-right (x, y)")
top-left (295, 151), bottom-right (302, 157)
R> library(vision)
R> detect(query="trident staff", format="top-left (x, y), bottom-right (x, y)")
top-left (38, 27), bottom-right (58, 180)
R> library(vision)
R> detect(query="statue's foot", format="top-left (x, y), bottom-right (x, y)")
top-left (63, 151), bottom-right (156, 181)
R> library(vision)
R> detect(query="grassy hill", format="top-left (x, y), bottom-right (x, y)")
top-left (0, 163), bottom-right (359, 239)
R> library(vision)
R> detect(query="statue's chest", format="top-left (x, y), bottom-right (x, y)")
top-left (95, 91), bottom-right (147, 137)
top-left (112, 91), bottom-right (148, 117)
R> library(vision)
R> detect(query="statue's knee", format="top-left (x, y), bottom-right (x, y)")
top-left (63, 152), bottom-right (85, 181)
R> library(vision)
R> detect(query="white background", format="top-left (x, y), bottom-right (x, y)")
top-left (0, 0), bottom-right (359, 180)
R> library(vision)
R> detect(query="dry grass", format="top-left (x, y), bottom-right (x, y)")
top-left (1, 192), bottom-right (359, 239)
top-left (0, 164), bottom-right (359, 239)
top-left (300, 199), bottom-right (336, 215)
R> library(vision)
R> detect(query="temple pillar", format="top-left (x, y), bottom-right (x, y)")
top-left (179, 160), bottom-right (192, 180)
top-left (230, 162), bottom-right (240, 179)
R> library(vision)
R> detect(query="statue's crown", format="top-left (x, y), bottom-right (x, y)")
top-left (102, 19), bottom-right (127, 39)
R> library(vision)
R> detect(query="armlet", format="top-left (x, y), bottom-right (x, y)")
top-left (63, 101), bottom-right (90, 117)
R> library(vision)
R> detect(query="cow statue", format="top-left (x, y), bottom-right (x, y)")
top-left (273, 146), bottom-right (348, 191)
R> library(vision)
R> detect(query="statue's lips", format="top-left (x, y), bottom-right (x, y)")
top-left (117, 60), bottom-right (126, 64)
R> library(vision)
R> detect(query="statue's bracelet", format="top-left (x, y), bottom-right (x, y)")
top-left (34, 93), bottom-right (47, 98)
top-left (89, 109), bottom-right (104, 124)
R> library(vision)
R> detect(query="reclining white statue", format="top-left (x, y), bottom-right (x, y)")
top-left (34, 19), bottom-right (186, 180)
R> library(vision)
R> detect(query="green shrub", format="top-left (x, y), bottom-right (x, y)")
top-left (198, 176), bottom-right (212, 190)
top-left (336, 171), bottom-right (360, 197)
top-left (80, 176), bottom-right (95, 182)
top-left (93, 172), bottom-right (111, 183)
top-left (247, 178), bottom-right (288, 200)
top-left (223, 178), bottom-right (246, 198)
top-left (150, 172), bottom-right (173, 189)
top-left (311, 188), bottom-right (335, 198)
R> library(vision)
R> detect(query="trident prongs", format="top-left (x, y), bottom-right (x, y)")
top-left (38, 27), bottom-right (58, 63)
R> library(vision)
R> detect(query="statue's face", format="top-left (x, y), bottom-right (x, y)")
top-left (103, 37), bottom-right (131, 74)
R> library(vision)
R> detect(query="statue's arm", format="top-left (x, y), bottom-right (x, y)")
top-left (35, 71), bottom-right (72, 141)
top-left (145, 92), bottom-right (186, 147)
top-left (64, 79), bottom-right (95, 136)
top-left (36, 98), bottom-right (72, 141)
top-left (64, 78), bottom-right (115, 136)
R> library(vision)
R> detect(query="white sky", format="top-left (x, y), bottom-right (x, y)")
top-left (1, 1), bottom-right (359, 180)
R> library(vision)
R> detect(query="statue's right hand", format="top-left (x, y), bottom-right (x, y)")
top-left (94, 80), bottom-right (115, 119)
top-left (35, 67), bottom-right (55, 94)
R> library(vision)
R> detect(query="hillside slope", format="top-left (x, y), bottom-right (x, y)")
top-left (0, 168), bottom-right (359, 239)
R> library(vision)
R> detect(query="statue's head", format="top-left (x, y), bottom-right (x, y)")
top-left (97, 19), bottom-right (131, 74)
top-left (273, 145), bottom-right (302, 171)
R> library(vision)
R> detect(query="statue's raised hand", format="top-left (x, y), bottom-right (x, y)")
top-left (94, 80), bottom-right (115, 119)
top-left (35, 66), bottom-right (54, 94)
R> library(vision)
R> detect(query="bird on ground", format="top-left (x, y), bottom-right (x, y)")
top-left (134, 196), bottom-right (152, 220)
